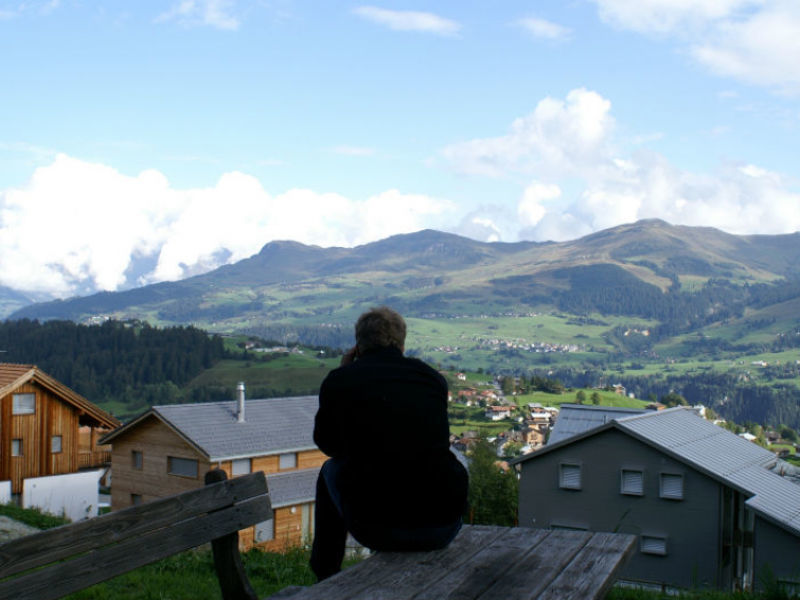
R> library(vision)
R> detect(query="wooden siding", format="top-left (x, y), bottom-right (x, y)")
top-left (1, 382), bottom-right (80, 494)
top-left (240, 503), bottom-right (313, 553)
top-left (109, 416), bottom-right (211, 511)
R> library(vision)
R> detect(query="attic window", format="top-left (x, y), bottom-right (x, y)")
top-left (12, 393), bottom-right (35, 415)
top-left (11, 439), bottom-right (22, 457)
top-left (559, 463), bottom-right (581, 490)
top-left (132, 450), bottom-right (143, 470)
top-left (620, 469), bottom-right (644, 496)
top-left (168, 456), bottom-right (199, 478)
top-left (660, 473), bottom-right (684, 500)
top-left (51, 435), bottom-right (62, 454)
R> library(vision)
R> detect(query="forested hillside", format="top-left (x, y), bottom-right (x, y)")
top-left (0, 319), bottom-right (224, 415)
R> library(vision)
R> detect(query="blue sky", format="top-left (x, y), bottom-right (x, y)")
top-left (1, 0), bottom-right (799, 297)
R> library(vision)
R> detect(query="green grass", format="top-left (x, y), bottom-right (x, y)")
top-left (187, 352), bottom-right (340, 397)
top-left (65, 546), bottom-right (362, 600)
top-left (0, 503), bottom-right (70, 529)
top-left (512, 390), bottom-right (650, 410)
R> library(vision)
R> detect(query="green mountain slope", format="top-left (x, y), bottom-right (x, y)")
top-left (9, 220), bottom-right (800, 351)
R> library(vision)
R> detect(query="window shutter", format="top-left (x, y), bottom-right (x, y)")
top-left (621, 470), bottom-right (644, 495)
top-left (560, 464), bottom-right (581, 489)
top-left (660, 474), bottom-right (684, 499)
top-left (641, 535), bottom-right (667, 555)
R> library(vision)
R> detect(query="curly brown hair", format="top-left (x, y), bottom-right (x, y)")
top-left (355, 306), bottom-right (406, 354)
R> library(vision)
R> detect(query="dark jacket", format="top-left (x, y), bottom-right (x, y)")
top-left (314, 347), bottom-right (468, 528)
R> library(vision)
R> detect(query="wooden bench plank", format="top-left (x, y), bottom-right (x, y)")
top-left (266, 527), bottom-right (636, 600)
top-left (466, 529), bottom-right (594, 600)
top-left (410, 527), bottom-right (553, 600)
top-left (535, 532), bottom-right (637, 600)
top-left (284, 526), bottom-right (507, 600)
top-left (0, 471), bottom-right (269, 579)
top-left (0, 494), bottom-right (271, 600)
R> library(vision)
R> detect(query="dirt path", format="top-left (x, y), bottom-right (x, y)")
top-left (0, 515), bottom-right (39, 542)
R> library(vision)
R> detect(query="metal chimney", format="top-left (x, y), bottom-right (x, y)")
top-left (237, 381), bottom-right (246, 423)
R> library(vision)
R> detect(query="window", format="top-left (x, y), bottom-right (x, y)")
top-left (660, 473), bottom-right (684, 500)
top-left (11, 439), bottom-right (22, 457)
top-left (167, 456), bottom-right (198, 478)
top-left (559, 463), bottom-right (581, 490)
top-left (255, 518), bottom-right (275, 543)
top-left (279, 453), bottom-right (297, 470)
top-left (12, 393), bottom-right (35, 415)
top-left (640, 535), bottom-right (668, 555)
top-left (232, 458), bottom-right (251, 476)
top-left (131, 494), bottom-right (143, 506)
top-left (132, 450), bottom-right (143, 470)
top-left (51, 435), bottom-right (63, 454)
top-left (620, 469), bottom-right (644, 495)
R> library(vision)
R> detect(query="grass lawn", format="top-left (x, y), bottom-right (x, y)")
top-left (512, 390), bottom-right (650, 410)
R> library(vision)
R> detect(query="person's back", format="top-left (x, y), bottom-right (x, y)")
top-left (310, 307), bottom-right (468, 580)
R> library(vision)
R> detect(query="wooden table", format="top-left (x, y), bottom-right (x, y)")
top-left (270, 525), bottom-right (637, 600)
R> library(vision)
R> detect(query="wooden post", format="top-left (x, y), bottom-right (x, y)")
top-left (205, 469), bottom-right (258, 600)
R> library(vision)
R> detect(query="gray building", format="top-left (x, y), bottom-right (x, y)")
top-left (514, 407), bottom-right (800, 592)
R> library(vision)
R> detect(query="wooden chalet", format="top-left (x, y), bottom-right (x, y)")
top-left (0, 363), bottom-right (120, 499)
top-left (100, 391), bottom-right (326, 552)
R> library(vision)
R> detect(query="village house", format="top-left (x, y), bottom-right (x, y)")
top-left (484, 405), bottom-right (513, 421)
top-left (100, 386), bottom-right (326, 552)
top-left (514, 407), bottom-right (800, 592)
top-left (0, 363), bottom-right (120, 503)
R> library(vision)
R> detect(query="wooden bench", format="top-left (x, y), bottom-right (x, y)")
top-left (0, 469), bottom-right (271, 600)
top-left (269, 526), bottom-right (637, 600)
top-left (0, 469), bottom-right (636, 600)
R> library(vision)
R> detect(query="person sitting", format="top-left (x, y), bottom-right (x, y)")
top-left (310, 306), bottom-right (469, 581)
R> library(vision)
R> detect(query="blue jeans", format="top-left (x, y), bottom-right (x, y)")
top-left (309, 458), bottom-right (462, 581)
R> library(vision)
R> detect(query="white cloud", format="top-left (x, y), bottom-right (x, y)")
top-left (155, 0), bottom-right (240, 31)
top-left (441, 88), bottom-right (615, 177)
top-left (592, 0), bottom-right (762, 34)
top-left (441, 88), bottom-right (800, 243)
top-left (517, 17), bottom-right (572, 41)
top-left (0, 154), bottom-right (454, 296)
top-left (691, 3), bottom-right (800, 92)
top-left (353, 6), bottom-right (460, 36)
top-left (592, 0), bottom-right (800, 93)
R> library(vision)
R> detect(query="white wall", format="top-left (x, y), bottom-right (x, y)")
top-left (0, 480), bottom-right (10, 504)
top-left (23, 470), bottom-right (103, 521)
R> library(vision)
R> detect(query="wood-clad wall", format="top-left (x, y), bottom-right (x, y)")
top-left (238, 505), bottom-right (310, 553)
top-left (110, 417), bottom-right (211, 510)
top-left (1, 382), bottom-right (79, 494)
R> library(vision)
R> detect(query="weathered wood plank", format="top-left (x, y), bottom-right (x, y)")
top-left (412, 527), bottom-right (558, 600)
top-left (0, 495), bottom-right (271, 600)
top-left (205, 469), bottom-right (259, 600)
top-left (349, 526), bottom-right (527, 600)
top-left (535, 532), bottom-right (637, 600)
top-left (467, 529), bottom-right (594, 600)
top-left (281, 525), bottom-right (507, 600)
top-left (0, 471), bottom-right (268, 579)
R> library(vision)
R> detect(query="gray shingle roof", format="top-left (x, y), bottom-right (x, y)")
top-left (152, 396), bottom-right (318, 460)
top-left (267, 468), bottom-right (320, 508)
top-left (616, 408), bottom-right (800, 536)
top-left (547, 404), bottom-right (651, 445)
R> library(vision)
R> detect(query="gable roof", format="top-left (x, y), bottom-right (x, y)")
top-left (516, 407), bottom-right (800, 537)
top-left (101, 396), bottom-right (319, 461)
top-left (547, 403), bottom-right (651, 445)
top-left (0, 363), bottom-right (120, 429)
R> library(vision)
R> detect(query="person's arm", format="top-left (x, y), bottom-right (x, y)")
top-left (313, 371), bottom-right (347, 457)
